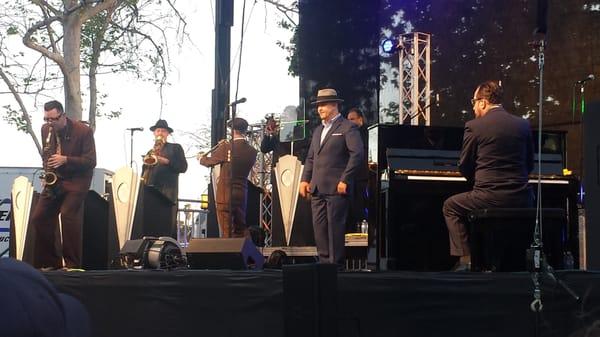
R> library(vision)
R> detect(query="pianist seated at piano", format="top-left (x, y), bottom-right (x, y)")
top-left (442, 80), bottom-right (534, 272)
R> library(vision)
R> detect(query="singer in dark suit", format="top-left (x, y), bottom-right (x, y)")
top-left (300, 89), bottom-right (364, 265)
top-left (443, 81), bottom-right (534, 271)
top-left (31, 100), bottom-right (96, 270)
top-left (141, 119), bottom-right (188, 237)
top-left (200, 118), bottom-right (257, 238)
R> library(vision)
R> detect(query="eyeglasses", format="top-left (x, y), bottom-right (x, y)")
top-left (470, 98), bottom-right (483, 106)
top-left (43, 114), bottom-right (63, 123)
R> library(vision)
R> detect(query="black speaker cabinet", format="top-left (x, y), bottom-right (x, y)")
top-left (186, 238), bottom-right (264, 270)
top-left (584, 101), bottom-right (600, 270)
top-left (82, 191), bottom-right (111, 270)
top-left (10, 190), bottom-right (112, 270)
top-left (283, 263), bottom-right (338, 337)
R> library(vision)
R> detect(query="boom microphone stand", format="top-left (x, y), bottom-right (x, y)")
top-left (527, 7), bottom-right (579, 336)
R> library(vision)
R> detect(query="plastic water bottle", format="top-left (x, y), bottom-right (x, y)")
top-left (563, 251), bottom-right (575, 270)
top-left (360, 219), bottom-right (369, 234)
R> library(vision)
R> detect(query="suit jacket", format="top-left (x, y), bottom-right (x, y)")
top-left (260, 134), bottom-right (308, 163)
top-left (302, 116), bottom-right (364, 195)
top-left (356, 124), bottom-right (369, 181)
top-left (41, 118), bottom-right (96, 192)
top-left (142, 142), bottom-right (188, 203)
top-left (200, 139), bottom-right (257, 206)
top-left (459, 106), bottom-right (534, 197)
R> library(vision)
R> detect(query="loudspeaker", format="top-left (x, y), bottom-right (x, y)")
top-left (584, 101), bottom-right (600, 270)
top-left (186, 238), bottom-right (264, 270)
top-left (283, 263), bottom-right (338, 337)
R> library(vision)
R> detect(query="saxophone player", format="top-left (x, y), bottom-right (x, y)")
top-left (30, 100), bottom-right (96, 271)
top-left (141, 119), bottom-right (188, 238)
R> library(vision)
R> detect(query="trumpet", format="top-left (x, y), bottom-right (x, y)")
top-left (143, 135), bottom-right (166, 167)
top-left (197, 139), bottom-right (228, 160)
top-left (264, 114), bottom-right (280, 135)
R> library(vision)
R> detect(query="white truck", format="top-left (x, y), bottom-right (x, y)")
top-left (0, 167), bottom-right (113, 257)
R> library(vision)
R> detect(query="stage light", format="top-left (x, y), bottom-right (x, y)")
top-left (119, 236), bottom-right (186, 270)
top-left (381, 38), bottom-right (396, 53)
top-left (200, 193), bottom-right (209, 210)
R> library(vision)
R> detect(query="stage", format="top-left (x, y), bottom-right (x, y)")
top-left (44, 268), bottom-right (600, 337)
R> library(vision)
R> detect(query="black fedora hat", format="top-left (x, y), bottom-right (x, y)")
top-left (227, 117), bottom-right (249, 132)
top-left (311, 88), bottom-right (344, 105)
top-left (149, 119), bottom-right (173, 133)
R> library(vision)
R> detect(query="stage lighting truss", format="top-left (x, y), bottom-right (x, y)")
top-left (399, 32), bottom-right (431, 126)
top-left (247, 122), bottom-right (273, 247)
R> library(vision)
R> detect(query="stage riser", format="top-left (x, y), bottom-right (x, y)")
top-left (44, 270), bottom-right (600, 337)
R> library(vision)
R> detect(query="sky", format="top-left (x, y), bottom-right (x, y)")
top-left (0, 1), bottom-right (299, 200)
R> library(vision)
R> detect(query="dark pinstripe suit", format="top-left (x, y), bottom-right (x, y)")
top-left (302, 116), bottom-right (364, 264)
top-left (443, 107), bottom-right (534, 256)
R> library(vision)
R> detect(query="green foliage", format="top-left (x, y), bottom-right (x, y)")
top-left (2, 105), bottom-right (30, 133)
top-left (6, 26), bottom-right (18, 35)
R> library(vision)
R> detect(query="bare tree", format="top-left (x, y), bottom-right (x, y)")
top-left (0, 0), bottom-right (187, 156)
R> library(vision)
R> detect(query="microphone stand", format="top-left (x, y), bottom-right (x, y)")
top-left (528, 35), bottom-right (579, 337)
top-left (128, 128), bottom-right (143, 168)
top-left (577, 81), bottom-right (588, 197)
top-left (229, 103), bottom-right (236, 238)
top-left (223, 99), bottom-right (246, 238)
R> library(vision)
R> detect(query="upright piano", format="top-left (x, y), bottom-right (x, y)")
top-left (368, 124), bottom-right (579, 271)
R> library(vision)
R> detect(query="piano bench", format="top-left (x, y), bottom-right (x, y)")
top-left (467, 208), bottom-right (566, 272)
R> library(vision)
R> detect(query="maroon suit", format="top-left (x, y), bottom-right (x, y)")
top-left (31, 117), bottom-right (96, 269)
top-left (200, 139), bottom-right (257, 238)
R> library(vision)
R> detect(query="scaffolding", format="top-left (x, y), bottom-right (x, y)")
top-left (399, 32), bottom-right (432, 125)
top-left (247, 123), bottom-right (272, 247)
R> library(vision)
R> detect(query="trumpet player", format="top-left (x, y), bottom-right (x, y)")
top-left (199, 118), bottom-right (257, 238)
top-left (30, 100), bottom-right (96, 271)
top-left (141, 119), bottom-right (188, 237)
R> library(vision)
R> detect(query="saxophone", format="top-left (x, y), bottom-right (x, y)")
top-left (142, 135), bottom-right (166, 183)
top-left (40, 126), bottom-right (59, 186)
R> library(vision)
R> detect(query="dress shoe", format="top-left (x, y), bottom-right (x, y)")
top-left (38, 266), bottom-right (58, 272)
top-left (450, 261), bottom-right (471, 272)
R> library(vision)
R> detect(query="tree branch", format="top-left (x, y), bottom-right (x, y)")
top-left (31, 0), bottom-right (62, 17)
top-left (264, 0), bottom-right (298, 26)
top-left (22, 15), bottom-right (65, 70)
top-left (165, 0), bottom-right (188, 35)
top-left (0, 67), bottom-right (43, 157)
top-left (36, 3), bottom-right (60, 54)
top-left (88, 6), bottom-right (115, 131)
top-left (81, 0), bottom-right (121, 22)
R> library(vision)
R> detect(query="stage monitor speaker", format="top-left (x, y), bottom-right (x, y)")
top-left (584, 101), bottom-right (600, 270)
top-left (186, 238), bottom-right (264, 270)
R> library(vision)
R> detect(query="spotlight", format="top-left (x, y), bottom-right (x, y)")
top-left (381, 38), bottom-right (396, 53)
top-left (118, 236), bottom-right (186, 270)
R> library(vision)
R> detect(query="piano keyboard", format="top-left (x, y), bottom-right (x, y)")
top-left (393, 169), bottom-right (570, 184)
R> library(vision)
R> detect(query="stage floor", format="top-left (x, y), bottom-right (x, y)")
top-left (45, 268), bottom-right (600, 337)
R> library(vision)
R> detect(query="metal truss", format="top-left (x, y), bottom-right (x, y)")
top-left (247, 123), bottom-right (273, 247)
top-left (399, 32), bottom-right (431, 125)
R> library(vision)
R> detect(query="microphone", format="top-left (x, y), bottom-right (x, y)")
top-left (126, 127), bottom-right (144, 131)
top-left (576, 74), bottom-right (595, 84)
top-left (228, 97), bottom-right (247, 106)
